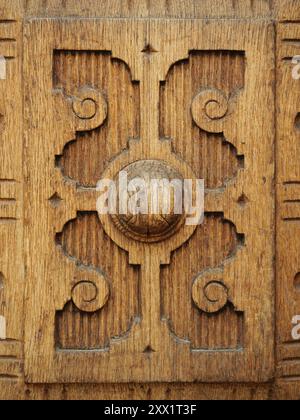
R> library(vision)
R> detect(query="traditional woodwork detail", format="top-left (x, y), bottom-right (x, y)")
top-left (161, 214), bottom-right (244, 350)
top-left (276, 23), bottom-right (300, 384)
top-left (55, 220), bottom-right (125, 335)
top-left (0, 15), bottom-right (23, 387)
top-left (71, 275), bottom-right (109, 314)
top-left (50, 49), bottom-right (141, 351)
top-left (111, 160), bottom-right (185, 243)
top-left (160, 51), bottom-right (245, 190)
top-left (54, 85), bottom-right (108, 155)
top-left (48, 192), bottom-right (63, 208)
top-left (0, 340), bottom-right (23, 381)
top-left (192, 270), bottom-right (229, 314)
top-left (191, 88), bottom-right (240, 135)
top-left (0, 21), bottom-right (17, 60)
top-left (2, 0), bottom-right (300, 402)
top-left (0, 180), bottom-right (18, 222)
top-left (159, 50), bottom-right (246, 348)
top-left (55, 212), bottom-right (140, 351)
top-left (53, 50), bottom-right (140, 187)
top-left (24, 0), bottom-right (274, 19)
top-left (24, 19), bottom-right (274, 384)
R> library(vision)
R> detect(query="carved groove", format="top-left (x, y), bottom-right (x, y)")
top-left (0, 273), bottom-right (4, 317)
top-left (295, 113), bottom-right (300, 131)
top-left (191, 87), bottom-right (239, 134)
top-left (0, 180), bottom-right (17, 221)
top-left (295, 273), bottom-right (300, 292)
top-left (0, 20), bottom-right (16, 59)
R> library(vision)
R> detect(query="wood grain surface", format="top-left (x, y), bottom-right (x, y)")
top-left (0, 0), bottom-right (299, 400)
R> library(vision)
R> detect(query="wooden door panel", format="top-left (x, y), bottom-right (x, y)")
top-left (3, 0), bottom-right (300, 401)
top-left (23, 18), bottom-right (274, 384)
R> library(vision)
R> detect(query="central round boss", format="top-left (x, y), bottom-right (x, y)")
top-left (111, 160), bottom-right (186, 243)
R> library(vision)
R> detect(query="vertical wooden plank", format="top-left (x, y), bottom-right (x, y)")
top-left (276, 21), bottom-right (300, 399)
top-left (2, 0), bottom-right (300, 402)
top-left (0, 0), bottom-right (24, 384)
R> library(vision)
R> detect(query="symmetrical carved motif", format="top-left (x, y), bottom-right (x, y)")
top-left (24, 19), bottom-right (274, 384)
top-left (51, 51), bottom-right (142, 350)
top-left (71, 274), bottom-right (109, 313)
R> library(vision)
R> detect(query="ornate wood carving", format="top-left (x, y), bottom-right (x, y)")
top-left (23, 19), bottom-right (274, 385)
top-left (3, 0), bottom-right (300, 403)
top-left (55, 213), bottom-right (140, 350)
top-left (111, 160), bottom-right (185, 243)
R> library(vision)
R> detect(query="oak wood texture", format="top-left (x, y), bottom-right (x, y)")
top-left (0, 0), bottom-right (299, 400)
top-left (0, 13), bottom-right (24, 383)
top-left (23, 17), bottom-right (274, 384)
top-left (276, 22), bottom-right (300, 387)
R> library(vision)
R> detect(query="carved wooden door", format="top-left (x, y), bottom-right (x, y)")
top-left (23, 18), bottom-right (274, 384)
top-left (2, 0), bottom-right (300, 401)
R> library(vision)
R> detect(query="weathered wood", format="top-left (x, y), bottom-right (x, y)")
top-left (24, 0), bottom-right (274, 19)
top-left (22, 17), bottom-right (274, 384)
top-left (0, 0), bottom-right (299, 401)
top-left (276, 21), bottom-right (300, 395)
top-left (0, 0), bottom-right (24, 388)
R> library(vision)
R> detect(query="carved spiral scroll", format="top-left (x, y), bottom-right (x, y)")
top-left (192, 270), bottom-right (229, 313)
top-left (72, 86), bottom-right (107, 132)
top-left (71, 273), bottom-right (109, 313)
top-left (191, 88), bottom-right (236, 134)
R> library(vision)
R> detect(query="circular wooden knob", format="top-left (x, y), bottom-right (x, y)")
top-left (112, 160), bottom-right (185, 243)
